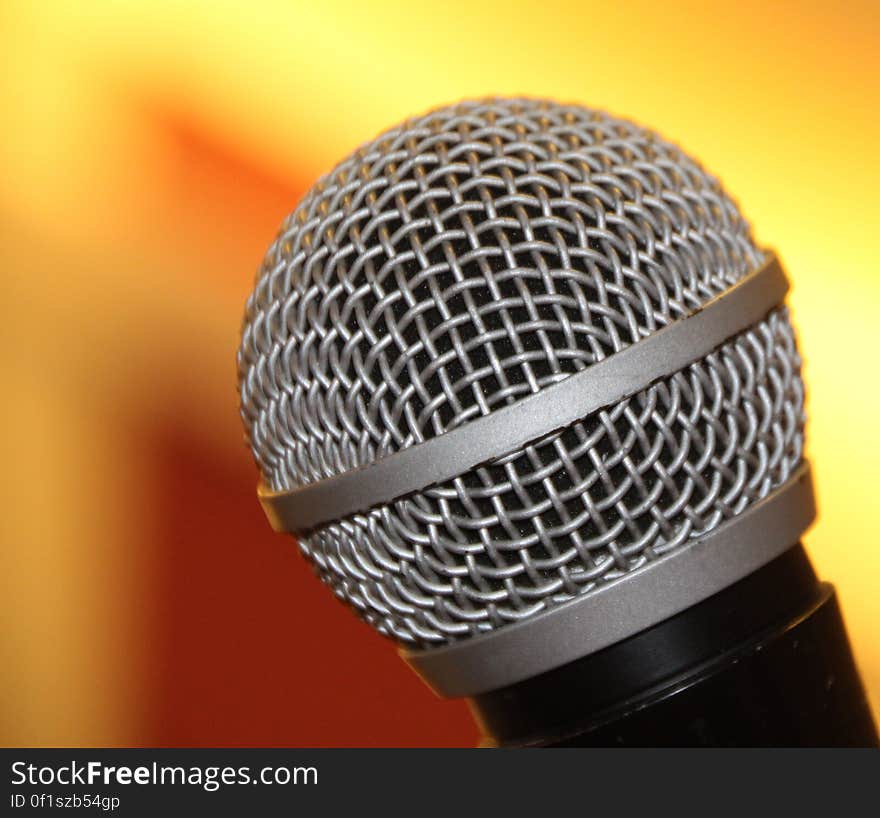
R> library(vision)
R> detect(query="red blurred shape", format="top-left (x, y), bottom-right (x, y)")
top-left (138, 107), bottom-right (477, 746)
top-left (143, 424), bottom-right (478, 747)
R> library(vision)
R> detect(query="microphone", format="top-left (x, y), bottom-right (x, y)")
top-left (237, 98), bottom-right (878, 746)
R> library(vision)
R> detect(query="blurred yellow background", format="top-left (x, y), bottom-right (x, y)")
top-left (2, 0), bottom-right (878, 746)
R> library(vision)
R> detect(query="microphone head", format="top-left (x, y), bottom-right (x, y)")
top-left (237, 98), bottom-right (808, 694)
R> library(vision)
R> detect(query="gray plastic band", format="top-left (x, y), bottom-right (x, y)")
top-left (259, 253), bottom-right (789, 534)
top-left (403, 461), bottom-right (816, 697)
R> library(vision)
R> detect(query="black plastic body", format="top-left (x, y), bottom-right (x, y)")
top-left (470, 545), bottom-right (878, 747)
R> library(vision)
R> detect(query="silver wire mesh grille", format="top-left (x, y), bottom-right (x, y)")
top-left (238, 98), bottom-right (805, 647)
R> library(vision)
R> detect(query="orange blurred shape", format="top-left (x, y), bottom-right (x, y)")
top-left (148, 102), bottom-right (309, 292)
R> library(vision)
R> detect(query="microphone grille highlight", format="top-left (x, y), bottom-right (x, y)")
top-left (238, 98), bottom-right (805, 650)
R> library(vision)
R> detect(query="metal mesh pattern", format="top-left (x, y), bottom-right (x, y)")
top-left (238, 99), bottom-right (806, 647)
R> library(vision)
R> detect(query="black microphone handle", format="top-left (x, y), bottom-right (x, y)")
top-left (468, 544), bottom-right (878, 747)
